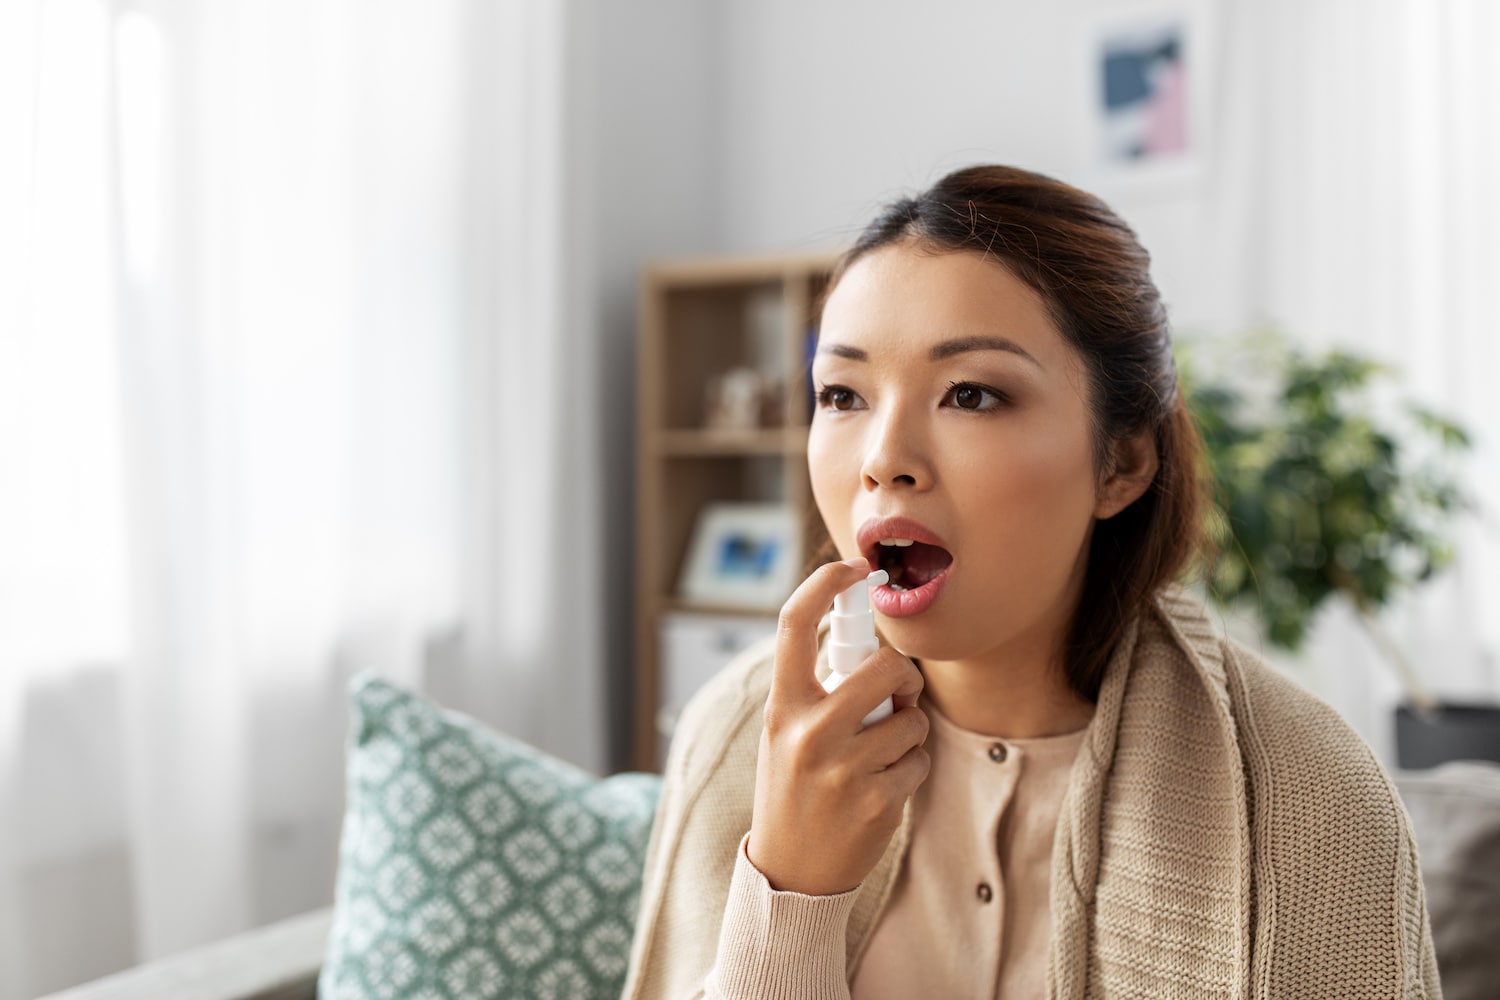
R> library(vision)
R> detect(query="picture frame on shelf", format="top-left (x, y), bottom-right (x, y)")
top-left (678, 502), bottom-right (800, 609)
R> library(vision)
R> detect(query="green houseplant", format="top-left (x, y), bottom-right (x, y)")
top-left (1182, 333), bottom-right (1492, 767)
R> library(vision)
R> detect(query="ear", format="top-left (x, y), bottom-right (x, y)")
top-left (1095, 429), bottom-right (1159, 520)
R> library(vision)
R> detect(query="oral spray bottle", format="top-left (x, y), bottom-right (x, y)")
top-left (822, 569), bottom-right (893, 727)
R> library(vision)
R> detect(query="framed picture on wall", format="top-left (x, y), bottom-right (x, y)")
top-left (1083, 0), bottom-right (1212, 193)
top-left (678, 502), bottom-right (800, 609)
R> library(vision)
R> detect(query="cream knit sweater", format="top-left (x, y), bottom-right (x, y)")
top-left (620, 589), bottom-right (1443, 999)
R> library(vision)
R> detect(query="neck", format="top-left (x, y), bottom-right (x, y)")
top-left (913, 546), bottom-right (1097, 738)
top-left (917, 640), bottom-right (1095, 739)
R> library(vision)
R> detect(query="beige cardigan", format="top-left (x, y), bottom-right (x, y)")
top-left (621, 589), bottom-right (1443, 999)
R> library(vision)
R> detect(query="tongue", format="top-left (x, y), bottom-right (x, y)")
top-left (882, 541), bottom-right (953, 588)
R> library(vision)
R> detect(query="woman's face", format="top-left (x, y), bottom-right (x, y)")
top-left (809, 242), bottom-right (1111, 665)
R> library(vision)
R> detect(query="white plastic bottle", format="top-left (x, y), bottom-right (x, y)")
top-left (822, 569), bottom-right (893, 727)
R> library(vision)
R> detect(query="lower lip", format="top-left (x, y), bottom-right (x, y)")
top-left (869, 567), bottom-right (951, 618)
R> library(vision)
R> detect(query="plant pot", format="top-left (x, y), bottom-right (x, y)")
top-left (1394, 702), bottom-right (1500, 770)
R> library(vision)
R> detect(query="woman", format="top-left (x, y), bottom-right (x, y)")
top-left (621, 165), bottom-right (1441, 999)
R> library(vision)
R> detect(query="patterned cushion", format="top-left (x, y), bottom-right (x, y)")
top-left (319, 674), bottom-right (662, 1000)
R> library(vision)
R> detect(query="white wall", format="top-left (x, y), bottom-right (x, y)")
top-left (709, 0), bottom-right (1231, 333)
top-left (715, 1), bottom-right (1088, 250)
top-left (581, 0), bottom-right (728, 766)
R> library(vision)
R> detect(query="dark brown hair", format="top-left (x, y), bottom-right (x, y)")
top-left (817, 164), bottom-right (1208, 701)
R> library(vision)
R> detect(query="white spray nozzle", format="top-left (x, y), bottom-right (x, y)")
top-left (823, 568), bottom-right (893, 727)
top-left (834, 569), bottom-right (889, 616)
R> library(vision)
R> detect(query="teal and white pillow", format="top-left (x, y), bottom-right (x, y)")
top-left (320, 674), bottom-right (661, 1000)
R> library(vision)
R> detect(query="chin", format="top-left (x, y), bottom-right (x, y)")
top-left (874, 615), bottom-right (982, 663)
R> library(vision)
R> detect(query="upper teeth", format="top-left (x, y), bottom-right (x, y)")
top-left (877, 538), bottom-right (915, 547)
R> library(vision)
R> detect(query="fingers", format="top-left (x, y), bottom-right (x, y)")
top-left (824, 645), bottom-right (924, 732)
top-left (877, 741), bottom-right (932, 799)
top-left (771, 557), bottom-right (870, 703)
top-left (797, 661), bottom-right (928, 775)
top-left (891, 688), bottom-right (921, 712)
top-left (850, 702), bottom-right (929, 773)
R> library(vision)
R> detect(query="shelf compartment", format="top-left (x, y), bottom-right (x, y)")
top-left (633, 251), bottom-right (839, 772)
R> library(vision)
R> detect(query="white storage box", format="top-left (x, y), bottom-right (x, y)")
top-left (656, 612), bottom-right (776, 765)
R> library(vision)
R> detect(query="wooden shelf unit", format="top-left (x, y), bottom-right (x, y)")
top-left (633, 251), bottom-right (839, 771)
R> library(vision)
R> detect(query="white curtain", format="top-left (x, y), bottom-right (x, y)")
top-left (1202, 0), bottom-right (1500, 756)
top-left (0, 0), bottom-right (604, 996)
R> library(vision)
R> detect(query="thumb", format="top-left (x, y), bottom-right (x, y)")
top-left (771, 557), bottom-right (871, 704)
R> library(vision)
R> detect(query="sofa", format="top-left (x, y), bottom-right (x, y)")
top-left (35, 710), bottom-right (1500, 1000)
top-left (36, 908), bottom-right (330, 1000)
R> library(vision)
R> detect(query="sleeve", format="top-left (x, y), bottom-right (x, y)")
top-left (620, 636), bottom-right (785, 1000)
top-left (703, 834), bottom-right (858, 1000)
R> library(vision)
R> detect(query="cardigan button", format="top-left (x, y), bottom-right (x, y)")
top-left (987, 742), bottom-right (1008, 763)
top-left (976, 882), bottom-right (993, 903)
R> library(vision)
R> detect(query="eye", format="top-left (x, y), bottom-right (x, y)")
top-left (815, 384), bottom-right (862, 411)
top-left (943, 381), bottom-right (1006, 412)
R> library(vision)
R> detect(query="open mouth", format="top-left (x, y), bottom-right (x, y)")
top-left (872, 538), bottom-right (954, 592)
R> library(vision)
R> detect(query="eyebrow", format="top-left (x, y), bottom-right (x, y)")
top-left (930, 335), bottom-right (1043, 368)
top-left (818, 335), bottom-right (1043, 369)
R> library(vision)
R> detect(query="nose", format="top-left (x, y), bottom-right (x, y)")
top-left (860, 408), bottom-right (934, 492)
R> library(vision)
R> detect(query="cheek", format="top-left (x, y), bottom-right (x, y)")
top-left (951, 420), bottom-right (1098, 544)
top-left (949, 469), bottom-right (1094, 626)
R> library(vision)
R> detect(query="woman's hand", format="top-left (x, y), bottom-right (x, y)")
top-left (746, 558), bottom-right (931, 896)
